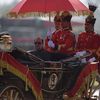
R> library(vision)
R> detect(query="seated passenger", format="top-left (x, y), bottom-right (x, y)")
top-left (45, 12), bottom-right (75, 61)
top-left (30, 37), bottom-right (51, 61)
top-left (76, 4), bottom-right (99, 63)
top-left (55, 11), bottom-right (76, 55)
top-left (46, 11), bottom-right (76, 55)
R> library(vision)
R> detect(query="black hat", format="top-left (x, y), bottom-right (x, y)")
top-left (85, 15), bottom-right (96, 25)
top-left (89, 4), bottom-right (97, 12)
top-left (61, 11), bottom-right (72, 22)
top-left (85, 3), bottom-right (97, 25)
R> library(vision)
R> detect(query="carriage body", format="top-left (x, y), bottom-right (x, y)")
top-left (0, 48), bottom-right (99, 100)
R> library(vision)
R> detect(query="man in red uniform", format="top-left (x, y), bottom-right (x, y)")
top-left (45, 12), bottom-right (75, 60)
top-left (54, 11), bottom-right (76, 54)
top-left (76, 5), bottom-right (100, 56)
top-left (76, 5), bottom-right (100, 75)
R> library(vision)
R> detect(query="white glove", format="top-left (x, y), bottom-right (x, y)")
top-left (48, 40), bottom-right (55, 48)
top-left (75, 51), bottom-right (87, 57)
top-left (88, 57), bottom-right (96, 63)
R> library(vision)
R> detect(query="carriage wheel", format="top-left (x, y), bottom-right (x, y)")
top-left (76, 72), bottom-right (100, 100)
top-left (0, 85), bottom-right (24, 100)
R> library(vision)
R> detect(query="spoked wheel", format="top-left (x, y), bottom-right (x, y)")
top-left (0, 85), bottom-right (24, 100)
top-left (75, 72), bottom-right (100, 100)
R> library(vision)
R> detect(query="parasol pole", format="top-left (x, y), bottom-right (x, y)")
top-left (49, 12), bottom-right (51, 22)
top-left (48, 12), bottom-right (52, 33)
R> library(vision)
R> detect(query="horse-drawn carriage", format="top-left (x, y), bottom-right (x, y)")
top-left (0, 47), bottom-right (99, 100)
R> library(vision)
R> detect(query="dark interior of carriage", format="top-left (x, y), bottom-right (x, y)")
top-left (10, 47), bottom-right (90, 66)
top-left (9, 47), bottom-right (87, 70)
top-left (10, 47), bottom-right (73, 63)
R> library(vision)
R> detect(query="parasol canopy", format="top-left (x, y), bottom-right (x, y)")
top-left (9, 0), bottom-right (90, 16)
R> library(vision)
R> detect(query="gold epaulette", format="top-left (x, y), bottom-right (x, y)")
top-left (67, 47), bottom-right (74, 51)
top-left (58, 44), bottom-right (73, 51)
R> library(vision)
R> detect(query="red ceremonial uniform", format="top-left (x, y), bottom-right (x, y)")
top-left (53, 11), bottom-right (76, 54)
top-left (52, 29), bottom-right (60, 46)
top-left (55, 29), bottom-right (75, 54)
top-left (76, 4), bottom-right (100, 60)
top-left (77, 32), bottom-right (100, 51)
top-left (76, 4), bottom-right (99, 53)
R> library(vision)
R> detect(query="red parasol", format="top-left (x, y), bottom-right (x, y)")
top-left (10, 0), bottom-right (89, 15)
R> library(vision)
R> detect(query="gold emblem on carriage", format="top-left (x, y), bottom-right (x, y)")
top-left (48, 73), bottom-right (58, 90)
